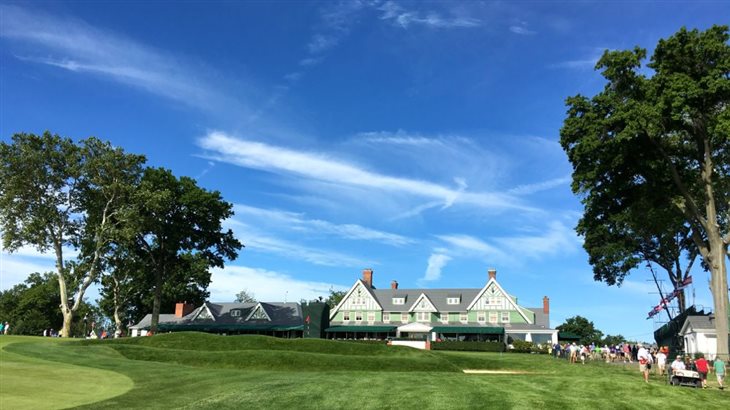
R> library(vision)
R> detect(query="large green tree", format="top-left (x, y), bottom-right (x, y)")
top-left (0, 272), bottom-right (95, 336)
top-left (557, 316), bottom-right (604, 345)
top-left (124, 167), bottom-right (242, 332)
top-left (0, 132), bottom-right (144, 337)
top-left (561, 25), bottom-right (730, 358)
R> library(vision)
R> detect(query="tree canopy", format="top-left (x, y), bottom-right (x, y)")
top-left (0, 132), bottom-right (145, 337)
top-left (125, 167), bottom-right (242, 332)
top-left (557, 316), bottom-right (604, 345)
top-left (560, 25), bottom-right (730, 358)
top-left (235, 289), bottom-right (257, 303)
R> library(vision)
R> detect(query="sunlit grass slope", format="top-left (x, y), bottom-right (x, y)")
top-left (2, 332), bottom-right (728, 409)
top-left (0, 336), bottom-right (133, 410)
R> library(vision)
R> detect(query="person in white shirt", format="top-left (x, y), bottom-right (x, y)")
top-left (656, 349), bottom-right (667, 376)
top-left (637, 344), bottom-right (653, 383)
top-left (671, 355), bottom-right (686, 374)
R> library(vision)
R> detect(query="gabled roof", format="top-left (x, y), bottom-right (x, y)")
top-left (408, 293), bottom-right (438, 312)
top-left (329, 279), bottom-right (382, 319)
top-left (374, 288), bottom-right (479, 312)
top-left (680, 315), bottom-right (717, 336)
top-left (465, 278), bottom-right (532, 324)
top-left (245, 303), bottom-right (272, 321)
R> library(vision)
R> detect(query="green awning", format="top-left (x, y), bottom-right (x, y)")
top-left (325, 325), bottom-right (397, 333)
top-left (431, 326), bottom-right (504, 335)
top-left (558, 332), bottom-right (581, 341)
top-left (157, 323), bottom-right (303, 331)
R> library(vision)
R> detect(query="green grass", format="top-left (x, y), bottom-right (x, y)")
top-left (0, 336), bottom-right (133, 409)
top-left (1, 332), bottom-right (728, 409)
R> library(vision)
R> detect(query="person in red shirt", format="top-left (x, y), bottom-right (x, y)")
top-left (695, 353), bottom-right (709, 389)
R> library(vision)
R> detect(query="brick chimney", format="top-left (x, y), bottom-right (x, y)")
top-left (488, 268), bottom-right (497, 281)
top-left (175, 302), bottom-right (195, 318)
top-left (543, 296), bottom-right (550, 314)
top-left (391, 280), bottom-right (398, 290)
top-left (362, 268), bottom-right (373, 288)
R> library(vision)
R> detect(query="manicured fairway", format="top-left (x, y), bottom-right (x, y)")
top-left (0, 336), bottom-right (133, 409)
top-left (1, 333), bottom-right (727, 409)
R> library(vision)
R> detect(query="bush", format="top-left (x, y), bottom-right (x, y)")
top-left (431, 341), bottom-right (505, 352)
top-left (509, 340), bottom-right (550, 354)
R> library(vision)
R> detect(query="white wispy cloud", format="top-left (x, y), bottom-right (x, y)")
top-left (0, 5), bottom-right (247, 116)
top-left (378, 1), bottom-right (480, 29)
top-left (225, 219), bottom-right (370, 268)
top-left (508, 176), bottom-right (572, 195)
top-left (0, 254), bottom-right (55, 290)
top-left (232, 204), bottom-right (414, 246)
top-left (436, 234), bottom-right (506, 261)
top-left (549, 48), bottom-right (610, 70)
top-left (199, 131), bottom-right (533, 213)
top-left (421, 253), bottom-right (451, 283)
top-left (494, 221), bottom-right (581, 258)
top-left (509, 21), bottom-right (536, 35)
top-left (436, 221), bottom-right (580, 266)
top-left (208, 265), bottom-right (349, 302)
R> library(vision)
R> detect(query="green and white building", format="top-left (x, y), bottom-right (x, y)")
top-left (327, 268), bottom-right (557, 345)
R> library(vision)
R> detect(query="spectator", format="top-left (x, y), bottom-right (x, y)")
top-left (713, 356), bottom-right (725, 390)
top-left (637, 344), bottom-right (653, 383)
top-left (656, 348), bottom-right (667, 376)
top-left (671, 355), bottom-right (686, 374)
top-left (695, 353), bottom-right (709, 389)
top-left (3, 322), bottom-right (9, 335)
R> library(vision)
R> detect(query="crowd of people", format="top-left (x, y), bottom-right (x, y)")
top-left (550, 341), bottom-right (726, 389)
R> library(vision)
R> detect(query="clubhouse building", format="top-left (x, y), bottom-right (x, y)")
top-left (132, 268), bottom-right (558, 345)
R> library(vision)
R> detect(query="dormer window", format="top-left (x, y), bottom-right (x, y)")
top-left (393, 297), bottom-right (405, 305)
top-left (447, 297), bottom-right (460, 305)
top-left (230, 310), bottom-right (241, 317)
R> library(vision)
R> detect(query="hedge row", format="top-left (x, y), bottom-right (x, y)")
top-left (510, 340), bottom-right (549, 354)
top-left (431, 341), bottom-right (506, 352)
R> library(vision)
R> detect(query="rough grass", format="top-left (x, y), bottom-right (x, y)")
top-left (3, 332), bottom-right (729, 409)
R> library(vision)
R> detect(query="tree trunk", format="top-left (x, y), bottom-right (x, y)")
top-left (54, 240), bottom-right (74, 338)
top-left (112, 277), bottom-right (123, 334)
top-left (150, 267), bottom-right (163, 333)
top-left (707, 239), bottom-right (729, 360)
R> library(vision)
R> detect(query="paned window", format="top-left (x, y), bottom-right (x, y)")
top-left (355, 312), bottom-right (363, 321)
top-left (401, 313), bottom-right (409, 323)
top-left (230, 310), bottom-right (240, 317)
top-left (489, 312), bottom-right (498, 324)
top-left (393, 298), bottom-right (405, 305)
top-left (501, 312), bottom-right (510, 323)
top-left (383, 312), bottom-right (390, 323)
top-left (460, 313), bottom-right (468, 323)
top-left (417, 312), bottom-right (430, 322)
top-left (447, 297), bottom-right (460, 305)
top-left (343, 312), bottom-right (350, 321)
top-left (440, 313), bottom-right (449, 323)
top-left (477, 312), bottom-right (486, 323)
top-left (367, 312), bottom-right (375, 322)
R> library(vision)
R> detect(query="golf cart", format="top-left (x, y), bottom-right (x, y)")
top-left (669, 369), bottom-right (702, 388)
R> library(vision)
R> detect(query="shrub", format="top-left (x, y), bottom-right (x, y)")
top-left (431, 341), bottom-right (505, 352)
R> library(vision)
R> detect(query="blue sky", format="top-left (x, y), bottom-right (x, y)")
top-left (0, 1), bottom-right (726, 340)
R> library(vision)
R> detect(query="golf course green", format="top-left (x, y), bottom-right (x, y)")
top-left (0, 333), bottom-right (726, 409)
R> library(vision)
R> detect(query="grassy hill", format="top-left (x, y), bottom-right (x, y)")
top-left (2, 333), bottom-right (728, 409)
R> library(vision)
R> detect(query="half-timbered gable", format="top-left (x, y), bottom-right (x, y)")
top-left (467, 279), bottom-right (532, 324)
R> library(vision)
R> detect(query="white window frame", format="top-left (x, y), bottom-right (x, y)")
top-left (393, 298), bottom-right (405, 305)
top-left (460, 313), bottom-right (468, 323)
top-left (489, 312), bottom-right (498, 324)
top-left (501, 312), bottom-right (510, 323)
top-left (447, 297), bottom-right (460, 305)
top-left (355, 312), bottom-right (363, 322)
top-left (440, 313), bottom-right (449, 323)
top-left (230, 310), bottom-right (241, 317)
top-left (383, 312), bottom-right (390, 323)
top-left (477, 312), bottom-right (486, 323)
top-left (343, 312), bottom-right (350, 322)
top-left (417, 312), bottom-right (430, 322)
top-left (367, 312), bottom-right (375, 322)
top-left (401, 313), bottom-right (409, 323)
